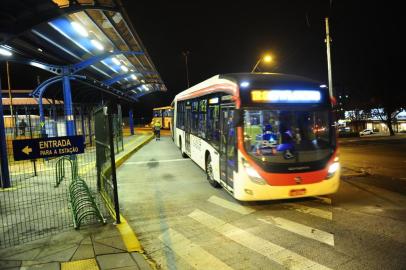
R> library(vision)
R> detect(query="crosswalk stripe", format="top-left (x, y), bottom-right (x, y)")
top-left (258, 216), bottom-right (334, 246)
top-left (286, 203), bottom-right (332, 221)
top-left (314, 196), bottom-right (332, 205)
top-left (189, 209), bottom-right (331, 270)
top-left (158, 228), bottom-right (234, 270)
top-left (207, 196), bottom-right (256, 215)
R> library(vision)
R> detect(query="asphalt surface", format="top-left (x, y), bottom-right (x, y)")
top-left (116, 135), bottom-right (406, 270)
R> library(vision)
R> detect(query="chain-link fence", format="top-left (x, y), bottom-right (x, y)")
top-left (0, 104), bottom-right (111, 248)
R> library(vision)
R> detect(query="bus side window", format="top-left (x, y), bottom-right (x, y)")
top-left (207, 101), bottom-right (220, 149)
top-left (199, 99), bottom-right (207, 138)
top-left (176, 101), bottom-right (184, 129)
top-left (191, 100), bottom-right (199, 135)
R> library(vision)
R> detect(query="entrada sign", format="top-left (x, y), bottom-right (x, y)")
top-left (12, 135), bottom-right (85, 161)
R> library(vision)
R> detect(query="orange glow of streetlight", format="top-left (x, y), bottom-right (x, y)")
top-left (251, 54), bottom-right (274, 73)
top-left (263, 55), bottom-right (272, 62)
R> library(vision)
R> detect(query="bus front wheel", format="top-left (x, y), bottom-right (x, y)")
top-left (206, 154), bottom-right (221, 188)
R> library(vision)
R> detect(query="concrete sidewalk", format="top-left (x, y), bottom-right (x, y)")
top-left (0, 132), bottom-right (155, 270)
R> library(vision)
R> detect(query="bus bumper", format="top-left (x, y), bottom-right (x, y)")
top-left (233, 169), bottom-right (340, 201)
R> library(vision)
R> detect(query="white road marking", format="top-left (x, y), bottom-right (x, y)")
top-left (258, 216), bottom-right (334, 246)
top-left (207, 196), bottom-right (256, 215)
top-left (286, 203), bottom-right (332, 221)
top-left (189, 209), bottom-right (331, 270)
top-left (158, 228), bottom-right (233, 270)
top-left (314, 196), bottom-right (332, 205)
top-left (125, 159), bottom-right (189, 165)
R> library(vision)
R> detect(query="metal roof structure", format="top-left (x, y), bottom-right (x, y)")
top-left (0, 0), bottom-right (166, 103)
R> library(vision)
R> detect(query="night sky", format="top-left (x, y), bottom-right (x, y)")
top-left (2, 1), bottom-right (404, 119)
top-left (121, 1), bottom-right (403, 117)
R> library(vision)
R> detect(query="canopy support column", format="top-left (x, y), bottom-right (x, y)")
top-left (129, 109), bottom-right (134, 135)
top-left (62, 68), bottom-right (75, 136)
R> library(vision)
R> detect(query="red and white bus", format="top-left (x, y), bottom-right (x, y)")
top-left (173, 73), bottom-right (340, 201)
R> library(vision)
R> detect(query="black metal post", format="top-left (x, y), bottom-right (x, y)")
top-left (0, 77), bottom-right (11, 188)
top-left (88, 111), bottom-right (92, 146)
top-left (107, 107), bottom-right (120, 224)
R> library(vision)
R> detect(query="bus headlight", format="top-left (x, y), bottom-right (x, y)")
top-left (327, 162), bottom-right (340, 179)
top-left (242, 158), bottom-right (266, 185)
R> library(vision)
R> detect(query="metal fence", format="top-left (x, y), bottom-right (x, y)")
top-left (94, 105), bottom-right (121, 223)
top-left (0, 104), bottom-right (111, 248)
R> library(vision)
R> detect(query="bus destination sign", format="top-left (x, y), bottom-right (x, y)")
top-left (12, 135), bottom-right (85, 161)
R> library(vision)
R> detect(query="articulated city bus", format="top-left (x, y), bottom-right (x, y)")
top-left (151, 106), bottom-right (173, 129)
top-left (172, 73), bottom-right (339, 201)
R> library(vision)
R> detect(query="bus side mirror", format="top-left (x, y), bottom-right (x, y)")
top-left (233, 109), bottom-right (243, 127)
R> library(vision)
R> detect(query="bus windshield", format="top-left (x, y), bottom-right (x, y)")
top-left (153, 110), bottom-right (162, 117)
top-left (243, 109), bottom-right (333, 164)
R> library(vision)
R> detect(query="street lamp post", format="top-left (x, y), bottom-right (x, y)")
top-left (251, 55), bottom-right (272, 73)
top-left (182, 51), bottom-right (190, 88)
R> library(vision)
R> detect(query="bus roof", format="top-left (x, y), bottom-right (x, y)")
top-left (174, 73), bottom-right (324, 101)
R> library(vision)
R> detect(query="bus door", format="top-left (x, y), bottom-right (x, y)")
top-left (220, 106), bottom-right (237, 188)
top-left (185, 105), bottom-right (191, 154)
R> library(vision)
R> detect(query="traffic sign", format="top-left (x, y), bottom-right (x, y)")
top-left (12, 135), bottom-right (85, 161)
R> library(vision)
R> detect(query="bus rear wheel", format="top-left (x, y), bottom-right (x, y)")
top-left (206, 154), bottom-right (221, 188)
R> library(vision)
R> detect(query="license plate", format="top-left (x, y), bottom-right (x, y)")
top-left (289, 189), bottom-right (306, 196)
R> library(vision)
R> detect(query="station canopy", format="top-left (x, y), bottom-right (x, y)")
top-left (0, 0), bottom-right (166, 103)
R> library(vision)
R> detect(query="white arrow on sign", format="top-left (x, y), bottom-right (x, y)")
top-left (22, 146), bottom-right (32, 155)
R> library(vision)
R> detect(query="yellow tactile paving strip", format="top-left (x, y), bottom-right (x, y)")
top-left (101, 134), bottom-right (154, 253)
top-left (61, 258), bottom-right (99, 270)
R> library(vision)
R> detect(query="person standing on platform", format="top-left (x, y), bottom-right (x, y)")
top-left (19, 119), bottom-right (27, 136)
top-left (154, 121), bottom-right (161, 141)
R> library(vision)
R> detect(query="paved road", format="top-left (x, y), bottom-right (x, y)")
top-left (117, 135), bottom-right (406, 270)
top-left (339, 135), bottom-right (406, 193)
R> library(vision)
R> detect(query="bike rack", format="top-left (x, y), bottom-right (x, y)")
top-left (55, 156), bottom-right (78, 187)
top-left (68, 177), bottom-right (106, 229)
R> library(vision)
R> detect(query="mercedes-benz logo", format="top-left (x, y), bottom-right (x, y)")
top-left (294, 176), bottom-right (302, 184)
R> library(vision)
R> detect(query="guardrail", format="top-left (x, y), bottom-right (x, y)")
top-left (68, 177), bottom-right (106, 229)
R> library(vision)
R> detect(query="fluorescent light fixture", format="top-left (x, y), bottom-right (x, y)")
top-left (30, 61), bottom-right (47, 69)
top-left (320, 84), bottom-right (327, 88)
top-left (251, 90), bottom-right (321, 103)
top-left (71, 21), bottom-right (88, 37)
top-left (0, 47), bottom-right (12, 56)
top-left (240, 81), bottom-right (250, 87)
top-left (121, 65), bottom-right (129, 72)
top-left (111, 57), bottom-right (120, 65)
top-left (131, 74), bottom-right (137, 80)
top-left (91, 39), bottom-right (104, 51)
